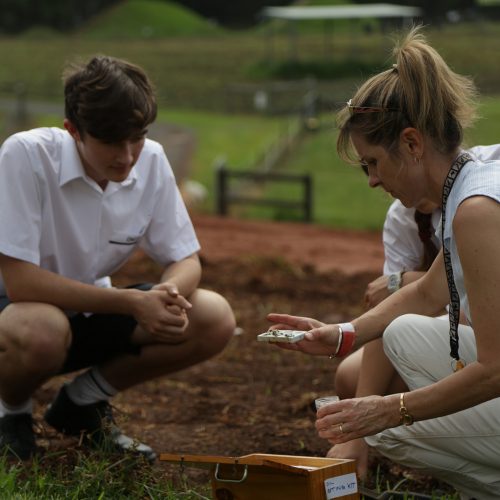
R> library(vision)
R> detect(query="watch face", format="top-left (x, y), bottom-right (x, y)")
top-left (399, 407), bottom-right (413, 426)
top-left (388, 273), bottom-right (401, 293)
top-left (402, 413), bottom-right (414, 426)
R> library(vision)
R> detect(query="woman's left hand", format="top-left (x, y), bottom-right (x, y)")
top-left (316, 395), bottom-right (400, 443)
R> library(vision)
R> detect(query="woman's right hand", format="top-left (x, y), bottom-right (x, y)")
top-left (266, 313), bottom-right (324, 331)
top-left (266, 313), bottom-right (341, 356)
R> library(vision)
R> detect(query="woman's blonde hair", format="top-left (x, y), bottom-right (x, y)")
top-left (337, 26), bottom-right (478, 163)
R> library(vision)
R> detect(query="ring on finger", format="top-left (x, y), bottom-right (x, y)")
top-left (339, 423), bottom-right (344, 433)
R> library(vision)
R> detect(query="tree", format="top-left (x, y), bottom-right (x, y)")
top-left (169, 0), bottom-right (294, 28)
top-left (0, 0), bottom-right (121, 34)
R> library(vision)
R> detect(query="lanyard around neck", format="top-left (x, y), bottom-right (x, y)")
top-left (440, 151), bottom-right (473, 371)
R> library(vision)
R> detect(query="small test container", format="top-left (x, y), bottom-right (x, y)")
top-left (314, 396), bottom-right (339, 411)
top-left (257, 330), bottom-right (305, 343)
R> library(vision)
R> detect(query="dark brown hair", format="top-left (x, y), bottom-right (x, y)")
top-left (64, 55), bottom-right (157, 142)
top-left (414, 210), bottom-right (439, 271)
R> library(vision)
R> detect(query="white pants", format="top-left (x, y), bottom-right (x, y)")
top-left (365, 314), bottom-right (500, 499)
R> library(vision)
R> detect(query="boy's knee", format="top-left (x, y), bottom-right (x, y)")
top-left (190, 289), bottom-right (235, 353)
top-left (206, 293), bottom-right (236, 350)
top-left (1, 303), bottom-right (70, 371)
top-left (24, 330), bottom-right (69, 372)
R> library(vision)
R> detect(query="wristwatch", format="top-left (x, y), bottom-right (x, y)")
top-left (387, 271), bottom-right (403, 294)
top-left (399, 392), bottom-right (414, 426)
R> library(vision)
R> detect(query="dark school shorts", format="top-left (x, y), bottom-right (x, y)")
top-left (0, 283), bottom-right (153, 374)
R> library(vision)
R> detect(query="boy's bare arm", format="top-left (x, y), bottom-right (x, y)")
top-left (0, 253), bottom-right (190, 339)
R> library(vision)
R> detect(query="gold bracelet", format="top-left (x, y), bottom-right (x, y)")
top-left (399, 392), bottom-right (414, 426)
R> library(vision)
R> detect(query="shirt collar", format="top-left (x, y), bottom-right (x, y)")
top-left (59, 132), bottom-right (138, 189)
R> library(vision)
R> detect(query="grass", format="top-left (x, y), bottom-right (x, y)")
top-left (467, 95), bottom-right (500, 145)
top-left (0, 451), bottom-right (211, 499)
top-left (0, 20), bottom-right (499, 109)
top-left (158, 108), bottom-right (291, 193)
top-left (227, 93), bottom-right (500, 229)
top-left (230, 112), bottom-right (391, 229)
top-left (367, 464), bottom-right (460, 499)
top-left (17, 93), bottom-right (500, 231)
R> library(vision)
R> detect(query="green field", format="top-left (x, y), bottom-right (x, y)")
top-left (1, 1), bottom-right (500, 106)
top-left (28, 94), bottom-right (500, 231)
top-left (1, 0), bottom-right (500, 232)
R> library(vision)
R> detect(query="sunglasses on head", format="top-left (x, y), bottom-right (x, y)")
top-left (346, 99), bottom-right (399, 116)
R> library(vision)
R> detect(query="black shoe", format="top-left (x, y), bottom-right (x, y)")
top-left (44, 386), bottom-right (156, 462)
top-left (0, 413), bottom-right (37, 460)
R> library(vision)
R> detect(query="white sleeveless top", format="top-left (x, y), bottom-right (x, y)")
top-left (443, 154), bottom-right (500, 325)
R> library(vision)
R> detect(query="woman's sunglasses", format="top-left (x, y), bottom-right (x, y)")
top-left (347, 99), bottom-right (399, 116)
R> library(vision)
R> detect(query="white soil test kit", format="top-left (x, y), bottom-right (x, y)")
top-left (257, 329), bottom-right (306, 343)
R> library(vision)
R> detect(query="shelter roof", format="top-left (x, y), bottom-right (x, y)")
top-left (261, 4), bottom-right (422, 21)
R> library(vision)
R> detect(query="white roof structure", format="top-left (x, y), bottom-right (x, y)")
top-left (260, 4), bottom-right (423, 64)
top-left (262, 4), bottom-right (423, 21)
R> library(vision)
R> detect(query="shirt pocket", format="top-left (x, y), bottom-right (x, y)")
top-left (108, 231), bottom-right (142, 246)
top-left (103, 228), bottom-right (145, 274)
top-left (108, 224), bottom-right (147, 246)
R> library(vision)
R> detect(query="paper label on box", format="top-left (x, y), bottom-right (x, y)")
top-left (324, 473), bottom-right (358, 498)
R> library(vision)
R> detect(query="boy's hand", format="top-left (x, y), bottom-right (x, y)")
top-left (152, 282), bottom-right (191, 306)
top-left (131, 285), bottom-right (192, 342)
top-left (364, 275), bottom-right (391, 308)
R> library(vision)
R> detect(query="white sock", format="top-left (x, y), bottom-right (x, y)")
top-left (0, 398), bottom-right (33, 417)
top-left (65, 367), bottom-right (118, 406)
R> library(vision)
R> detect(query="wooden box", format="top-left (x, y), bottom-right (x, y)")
top-left (160, 452), bottom-right (358, 500)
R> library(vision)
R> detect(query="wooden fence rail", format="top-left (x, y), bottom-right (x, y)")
top-left (215, 162), bottom-right (313, 222)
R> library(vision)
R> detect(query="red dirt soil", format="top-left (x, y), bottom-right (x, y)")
top-left (33, 214), bottom-right (455, 496)
top-left (191, 214), bottom-right (385, 275)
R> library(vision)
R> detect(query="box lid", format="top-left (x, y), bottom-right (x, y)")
top-left (160, 453), bottom-right (353, 476)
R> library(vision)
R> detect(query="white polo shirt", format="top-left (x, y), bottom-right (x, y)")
top-left (0, 127), bottom-right (200, 296)
top-left (382, 200), bottom-right (441, 275)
